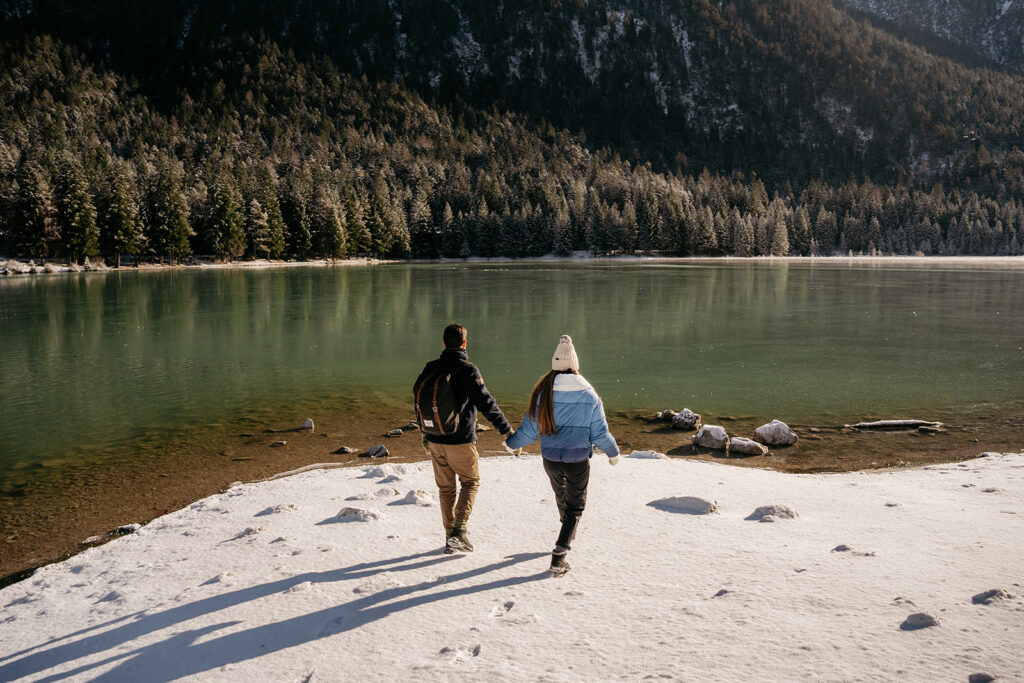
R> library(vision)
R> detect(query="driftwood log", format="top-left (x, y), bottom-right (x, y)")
top-left (845, 419), bottom-right (943, 430)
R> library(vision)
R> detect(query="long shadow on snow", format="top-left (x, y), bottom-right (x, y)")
top-left (2, 548), bottom-right (547, 681)
top-left (97, 552), bottom-right (547, 681)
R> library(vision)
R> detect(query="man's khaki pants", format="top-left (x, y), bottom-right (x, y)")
top-left (427, 441), bottom-right (480, 534)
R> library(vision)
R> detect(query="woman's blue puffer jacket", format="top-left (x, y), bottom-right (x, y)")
top-left (505, 373), bottom-right (620, 462)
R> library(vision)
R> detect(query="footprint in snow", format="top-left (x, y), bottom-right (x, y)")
top-left (318, 616), bottom-right (346, 638)
top-left (224, 526), bottom-right (263, 542)
top-left (440, 643), bottom-right (481, 663)
top-left (352, 572), bottom-right (405, 595)
top-left (489, 600), bottom-right (516, 618)
top-left (831, 544), bottom-right (876, 557)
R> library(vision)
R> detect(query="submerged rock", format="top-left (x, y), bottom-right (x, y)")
top-left (693, 425), bottom-right (729, 450)
top-left (755, 420), bottom-right (798, 446)
top-left (673, 408), bottom-right (702, 431)
top-left (361, 444), bottom-right (390, 458)
top-left (729, 437), bottom-right (768, 457)
top-left (385, 429), bottom-right (403, 437)
top-left (657, 409), bottom-right (677, 421)
top-left (332, 446), bottom-right (357, 455)
top-left (271, 440), bottom-right (287, 447)
top-left (403, 422), bottom-right (419, 431)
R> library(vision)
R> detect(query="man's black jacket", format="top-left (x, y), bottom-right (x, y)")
top-left (414, 348), bottom-right (512, 444)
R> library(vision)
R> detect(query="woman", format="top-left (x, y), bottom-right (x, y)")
top-left (503, 335), bottom-right (620, 576)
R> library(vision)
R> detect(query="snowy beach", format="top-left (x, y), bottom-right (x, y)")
top-left (1, 451), bottom-right (1022, 682)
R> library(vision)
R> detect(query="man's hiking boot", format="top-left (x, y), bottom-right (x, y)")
top-left (446, 526), bottom-right (473, 553)
top-left (550, 552), bottom-right (570, 576)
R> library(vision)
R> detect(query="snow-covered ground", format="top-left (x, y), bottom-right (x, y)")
top-left (1, 452), bottom-right (1022, 682)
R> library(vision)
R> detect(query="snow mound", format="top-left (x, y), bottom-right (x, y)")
top-left (745, 504), bottom-right (798, 521)
top-left (627, 450), bottom-right (668, 459)
top-left (972, 588), bottom-right (1014, 605)
top-left (321, 507), bottom-right (382, 523)
top-left (201, 572), bottom-right (234, 586)
top-left (255, 503), bottom-right (297, 517)
top-left (346, 488), bottom-right (400, 501)
top-left (900, 612), bottom-right (939, 630)
top-left (362, 463), bottom-right (425, 479)
top-left (648, 496), bottom-right (718, 515)
top-left (390, 490), bottom-right (434, 506)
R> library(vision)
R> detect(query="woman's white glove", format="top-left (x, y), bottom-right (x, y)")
top-left (608, 455), bottom-right (620, 466)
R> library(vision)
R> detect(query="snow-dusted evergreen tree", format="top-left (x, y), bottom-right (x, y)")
top-left (255, 166), bottom-right (285, 259)
top-left (209, 175), bottom-right (245, 262)
top-left (56, 155), bottom-right (99, 264)
top-left (344, 192), bottom-right (370, 256)
top-left (147, 155), bottom-right (192, 264)
top-left (309, 186), bottom-right (346, 260)
top-left (730, 209), bottom-right (754, 256)
top-left (101, 160), bottom-right (144, 267)
top-left (13, 159), bottom-right (58, 258)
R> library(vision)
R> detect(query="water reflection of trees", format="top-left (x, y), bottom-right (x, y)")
top-left (2, 264), bottom-right (1023, 466)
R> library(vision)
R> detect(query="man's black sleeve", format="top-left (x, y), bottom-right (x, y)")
top-left (464, 364), bottom-right (512, 434)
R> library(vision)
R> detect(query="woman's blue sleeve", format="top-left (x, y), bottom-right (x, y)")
top-left (588, 397), bottom-right (620, 458)
top-left (505, 411), bottom-right (540, 450)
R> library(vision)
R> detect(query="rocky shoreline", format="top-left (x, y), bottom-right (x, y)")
top-left (4, 254), bottom-right (1023, 277)
top-left (0, 256), bottom-right (386, 276)
top-left (2, 401), bottom-right (1021, 588)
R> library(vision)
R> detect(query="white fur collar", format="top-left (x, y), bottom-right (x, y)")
top-left (553, 373), bottom-right (594, 392)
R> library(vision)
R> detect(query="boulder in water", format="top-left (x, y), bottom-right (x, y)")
top-left (301, 418), bottom-right (314, 431)
top-left (673, 408), bottom-right (702, 431)
top-left (693, 425), bottom-right (729, 450)
top-left (755, 420), bottom-right (799, 446)
top-left (729, 437), bottom-right (768, 457)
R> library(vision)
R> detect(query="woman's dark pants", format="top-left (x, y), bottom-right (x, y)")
top-left (542, 457), bottom-right (590, 552)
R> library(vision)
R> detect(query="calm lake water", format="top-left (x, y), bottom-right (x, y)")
top-left (1, 260), bottom-right (1023, 482)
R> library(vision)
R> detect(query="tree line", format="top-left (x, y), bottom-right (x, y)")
top-left (2, 37), bottom-right (1023, 266)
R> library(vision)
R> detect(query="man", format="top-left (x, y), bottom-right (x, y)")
top-left (414, 322), bottom-right (513, 554)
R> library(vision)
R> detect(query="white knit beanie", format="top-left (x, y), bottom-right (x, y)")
top-left (552, 335), bottom-right (580, 372)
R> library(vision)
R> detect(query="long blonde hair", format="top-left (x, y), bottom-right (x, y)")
top-left (528, 369), bottom-right (577, 436)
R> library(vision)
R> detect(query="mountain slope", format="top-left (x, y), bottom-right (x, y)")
top-left (841, 0), bottom-right (1024, 75)
top-left (3, 0), bottom-right (1024, 188)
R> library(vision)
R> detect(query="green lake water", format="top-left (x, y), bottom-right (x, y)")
top-left (1, 260), bottom-right (1023, 483)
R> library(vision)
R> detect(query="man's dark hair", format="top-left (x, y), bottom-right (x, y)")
top-left (443, 322), bottom-right (467, 349)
